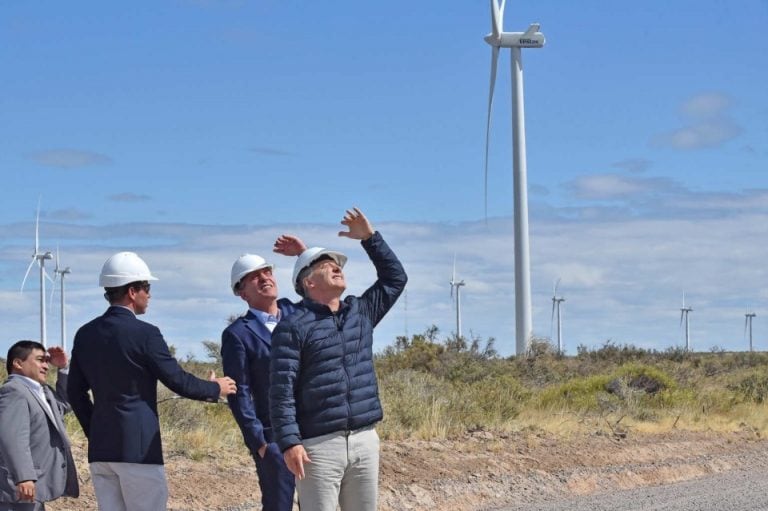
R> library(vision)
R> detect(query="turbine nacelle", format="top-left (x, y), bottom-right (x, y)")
top-left (484, 26), bottom-right (546, 48)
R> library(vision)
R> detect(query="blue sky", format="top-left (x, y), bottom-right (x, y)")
top-left (1, 0), bottom-right (767, 359)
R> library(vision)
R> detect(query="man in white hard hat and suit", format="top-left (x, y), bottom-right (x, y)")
top-left (270, 208), bottom-right (408, 511)
top-left (67, 251), bottom-right (237, 511)
top-left (221, 235), bottom-right (306, 511)
top-left (0, 341), bottom-right (79, 510)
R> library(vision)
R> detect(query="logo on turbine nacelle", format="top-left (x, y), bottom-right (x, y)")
top-left (518, 38), bottom-right (541, 46)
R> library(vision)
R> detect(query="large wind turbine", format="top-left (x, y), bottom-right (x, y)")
top-left (20, 203), bottom-right (53, 347)
top-left (450, 257), bottom-right (466, 339)
top-left (50, 248), bottom-right (72, 352)
top-left (551, 279), bottom-right (565, 354)
top-left (483, 0), bottom-right (545, 355)
top-left (745, 309), bottom-right (756, 352)
top-left (680, 293), bottom-right (693, 352)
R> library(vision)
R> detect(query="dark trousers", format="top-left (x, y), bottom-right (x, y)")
top-left (0, 503), bottom-right (45, 511)
top-left (254, 442), bottom-right (296, 511)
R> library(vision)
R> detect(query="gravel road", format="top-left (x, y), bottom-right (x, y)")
top-left (492, 467), bottom-right (768, 511)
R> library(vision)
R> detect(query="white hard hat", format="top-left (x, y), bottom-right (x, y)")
top-left (230, 254), bottom-right (274, 295)
top-left (293, 247), bottom-right (347, 295)
top-left (99, 251), bottom-right (158, 288)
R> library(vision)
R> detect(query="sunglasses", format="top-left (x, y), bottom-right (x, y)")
top-left (133, 281), bottom-right (151, 293)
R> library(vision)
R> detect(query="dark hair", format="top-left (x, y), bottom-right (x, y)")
top-left (6, 340), bottom-right (46, 375)
top-left (104, 281), bottom-right (150, 304)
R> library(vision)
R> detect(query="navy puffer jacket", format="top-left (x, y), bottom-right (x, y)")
top-left (269, 232), bottom-right (407, 451)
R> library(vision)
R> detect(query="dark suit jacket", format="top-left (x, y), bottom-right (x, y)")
top-left (0, 372), bottom-right (79, 504)
top-left (221, 298), bottom-right (296, 458)
top-left (67, 306), bottom-right (220, 465)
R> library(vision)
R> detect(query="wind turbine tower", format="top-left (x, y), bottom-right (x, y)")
top-left (680, 294), bottom-right (693, 352)
top-left (483, 0), bottom-right (545, 355)
top-left (450, 258), bottom-right (466, 339)
top-left (20, 204), bottom-right (53, 347)
top-left (551, 279), bottom-right (565, 354)
top-left (745, 310), bottom-right (756, 352)
top-left (52, 248), bottom-right (72, 352)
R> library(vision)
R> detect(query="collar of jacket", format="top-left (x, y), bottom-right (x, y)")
top-left (301, 296), bottom-right (350, 316)
top-left (105, 305), bottom-right (136, 317)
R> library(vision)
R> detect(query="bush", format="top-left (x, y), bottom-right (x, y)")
top-left (378, 368), bottom-right (530, 439)
top-left (729, 372), bottom-right (768, 404)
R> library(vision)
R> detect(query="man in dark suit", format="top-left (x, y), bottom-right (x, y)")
top-left (67, 251), bottom-right (237, 511)
top-left (0, 341), bottom-right (79, 511)
top-left (221, 235), bottom-right (305, 511)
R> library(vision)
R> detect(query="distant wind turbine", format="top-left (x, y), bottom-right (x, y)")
top-left (745, 309), bottom-right (756, 352)
top-left (50, 247), bottom-right (72, 352)
top-left (449, 256), bottom-right (466, 339)
top-left (483, 0), bottom-right (545, 356)
top-left (551, 279), bottom-right (565, 354)
top-left (680, 293), bottom-right (693, 352)
top-left (20, 201), bottom-right (53, 347)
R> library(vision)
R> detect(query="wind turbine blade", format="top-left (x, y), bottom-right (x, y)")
top-left (49, 272), bottom-right (59, 309)
top-left (680, 310), bottom-right (684, 327)
top-left (43, 266), bottom-right (55, 283)
top-left (484, 45), bottom-right (499, 220)
top-left (549, 299), bottom-right (554, 339)
top-left (34, 200), bottom-right (41, 254)
top-left (745, 316), bottom-right (748, 337)
top-left (554, 277), bottom-right (561, 297)
top-left (499, 0), bottom-right (506, 26)
top-left (490, 0), bottom-right (503, 39)
top-left (20, 259), bottom-right (36, 292)
top-left (523, 23), bottom-right (540, 37)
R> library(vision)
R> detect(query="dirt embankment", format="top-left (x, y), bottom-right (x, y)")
top-left (49, 429), bottom-right (768, 511)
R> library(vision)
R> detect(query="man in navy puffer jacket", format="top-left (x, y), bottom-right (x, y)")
top-left (269, 207), bottom-right (407, 511)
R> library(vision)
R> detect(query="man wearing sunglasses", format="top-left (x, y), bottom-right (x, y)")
top-left (68, 251), bottom-right (237, 511)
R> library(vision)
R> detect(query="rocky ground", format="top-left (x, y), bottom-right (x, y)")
top-left (48, 427), bottom-right (768, 511)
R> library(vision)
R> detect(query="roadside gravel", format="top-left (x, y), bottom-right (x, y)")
top-left (492, 467), bottom-right (768, 511)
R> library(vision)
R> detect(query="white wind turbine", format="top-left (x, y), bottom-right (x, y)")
top-left (680, 293), bottom-right (693, 352)
top-left (449, 256), bottom-right (466, 339)
top-left (551, 279), bottom-right (565, 354)
top-left (745, 309), bottom-right (756, 352)
top-left (50, 247), bottom-right (72, 352)
top-left (20, 202), bottom-right (54, 347)
top-left (483, 0), bottom-right (545, 356)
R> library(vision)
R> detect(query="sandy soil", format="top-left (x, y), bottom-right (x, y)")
top-left (47, 428), bottom-right (768, 511)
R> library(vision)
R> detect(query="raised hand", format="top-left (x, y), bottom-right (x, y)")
top-left (338, 207), bottom-right (373, 241)
top-left (47, 346), bottom-right (68, 369)
top-left (273, 234), bottom-right (307, 256)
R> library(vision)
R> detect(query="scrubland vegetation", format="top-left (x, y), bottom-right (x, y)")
top-left (5, 328), bottom-right (768, 458)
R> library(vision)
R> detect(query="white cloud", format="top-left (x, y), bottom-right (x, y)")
top-left (611, 158), bottom-right (652, 174)
top-left (653, 119), bottom-right (742, 150)
top-left (26, 149), bottom-right (112, 169)
top-left (3, 188), bottom-right (768, 359)
top-left (681, 92), bottom-right (732, 118)
top-left (565, 174), bottom-right (673, 200)
top-left (109, 193), bottom-right (152, 203)
top-left (652, 92), bottom-right (742, 150)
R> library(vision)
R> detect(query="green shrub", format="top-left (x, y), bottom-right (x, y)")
top-left (728, 372), bottom-right (768, 404)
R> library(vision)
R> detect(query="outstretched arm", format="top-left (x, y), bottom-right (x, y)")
top-left (338, 207), bottom-right (374, 241)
